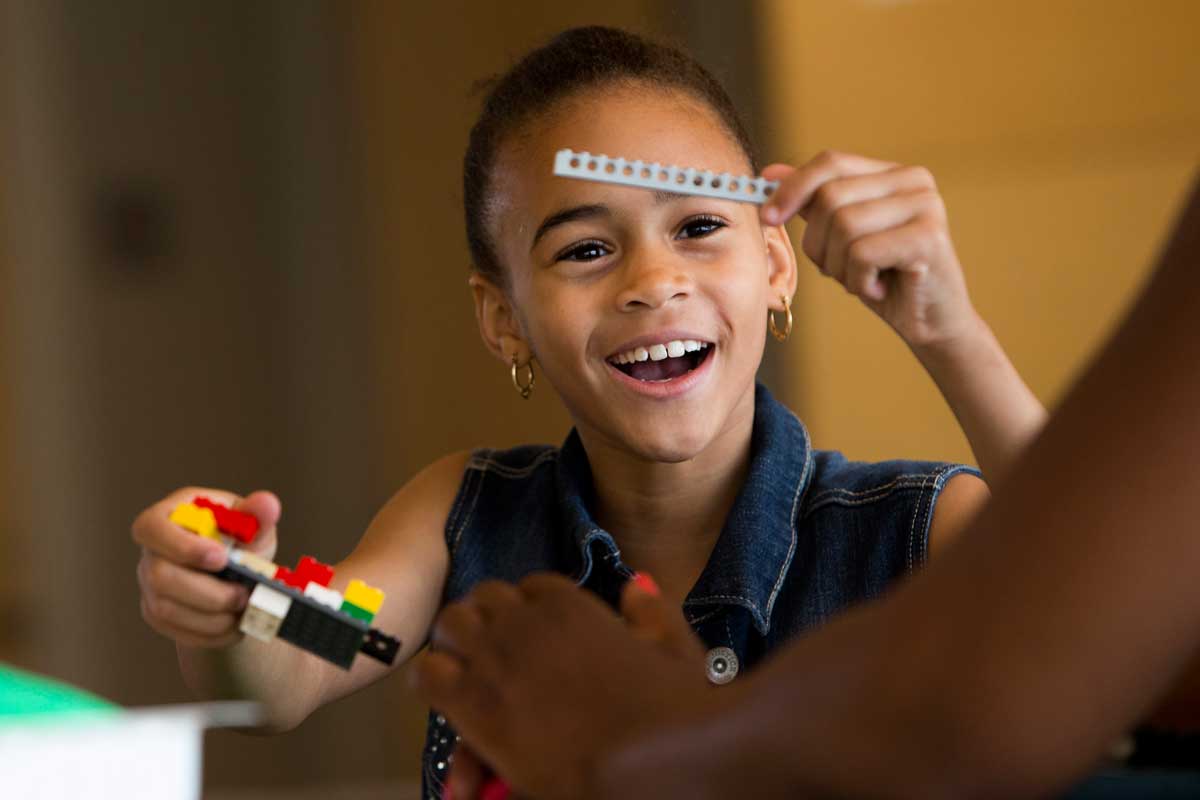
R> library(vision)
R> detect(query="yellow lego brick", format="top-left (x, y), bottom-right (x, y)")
top-left (169, 502), bottom-right (220, 541)
top-left (344, 579), bottom-right (384, 614)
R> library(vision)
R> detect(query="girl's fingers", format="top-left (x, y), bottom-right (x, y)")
top-left (802, 167), bottom-right (940, 269)
top-left (139, 554), bottom-right (248, 614)
top-left (841, 216), bottom-right (942, 300)
top-left (140, 592), bottom-right (241, 639)
top-left (820, 189), bottom-right (943, 283)
top-left (133, 508), bottom-right (228, 571)
top-left (760, 151), bottom-right (896, 225)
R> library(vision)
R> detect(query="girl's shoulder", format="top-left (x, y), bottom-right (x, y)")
top-left (804, 448), bottom-right (981, 514)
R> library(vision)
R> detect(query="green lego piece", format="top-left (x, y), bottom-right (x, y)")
top-left (340, 600), bottom-right (374, 624)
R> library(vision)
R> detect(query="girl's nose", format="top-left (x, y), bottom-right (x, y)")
top-left (615, 251), bottom-right (693, 311)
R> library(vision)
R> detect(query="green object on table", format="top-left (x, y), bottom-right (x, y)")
top-left (0, 662), bottom-right (118, 723)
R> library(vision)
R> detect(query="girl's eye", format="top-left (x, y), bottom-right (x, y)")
top-left (678, 215), bottom-right (726, 239)
top-left (557, 240), bottom-right (611, 262)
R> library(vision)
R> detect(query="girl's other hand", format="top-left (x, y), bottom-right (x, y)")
top-left (760, 151), bottom-right (981, 352)
top-left (132, 487), bottom-right (280, 649)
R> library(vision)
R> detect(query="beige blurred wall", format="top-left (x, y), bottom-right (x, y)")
top-left (348, 2), bottom-right (667, 484)
top-left (759, 0), bottom-right (1200, 466)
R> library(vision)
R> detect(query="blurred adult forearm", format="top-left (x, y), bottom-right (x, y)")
top-left (604, 175), bottom-right (1200, 799)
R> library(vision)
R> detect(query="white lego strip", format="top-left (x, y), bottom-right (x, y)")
top-left (553, 148), bottom-right (778, 205)
top-left (230, 547), bottom-right (277, 579)
top-left (247, 583), bottom-right (291, 618)
top-left (303, 582), bottom-right (344, 611)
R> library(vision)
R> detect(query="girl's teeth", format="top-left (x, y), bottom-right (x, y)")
top-left (611, 339), bottom-right (710, 365)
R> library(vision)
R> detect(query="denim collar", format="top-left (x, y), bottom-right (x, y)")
top-left (554, 383), bottom-right (814, 635)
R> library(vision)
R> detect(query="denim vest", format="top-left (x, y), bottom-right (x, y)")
top-left (421, 384), bottom-right (979, 796)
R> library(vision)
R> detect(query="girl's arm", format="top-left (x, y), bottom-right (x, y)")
top-left (139, 450), bottom-right (469, 731)
top-left (761, 151), bottom-right (1046, 483)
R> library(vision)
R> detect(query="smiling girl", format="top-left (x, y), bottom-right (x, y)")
top-left (132, 26), bottom-right (1044, 798)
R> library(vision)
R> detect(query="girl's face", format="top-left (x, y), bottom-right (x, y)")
top-left (477, 85), bottom-right (796, 463)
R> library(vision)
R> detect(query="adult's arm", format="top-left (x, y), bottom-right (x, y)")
top-left (609, 174), bottom-right (1200, 798)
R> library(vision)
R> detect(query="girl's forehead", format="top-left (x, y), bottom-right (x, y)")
top-left (500, 87), bottom-right (752, 209)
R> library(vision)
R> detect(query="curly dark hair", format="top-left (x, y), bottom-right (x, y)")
top-left (463, 25), bottom-right (758, 287)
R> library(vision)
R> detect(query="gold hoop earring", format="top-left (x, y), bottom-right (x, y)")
top-left (511, 355), bottom-right (535, 399)
top-left (768, 293), bottom-right (792, 343)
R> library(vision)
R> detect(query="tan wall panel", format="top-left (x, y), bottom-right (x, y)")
top-left (759, 0), bottom-right (1199, 465)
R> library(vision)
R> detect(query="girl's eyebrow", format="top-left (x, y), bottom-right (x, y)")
top-left (530, 191), bottom-right (686, 251)
top-left (531, 204), bottom-right (608, 251)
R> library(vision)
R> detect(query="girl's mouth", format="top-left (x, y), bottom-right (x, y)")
top-left (606, 339), bottom-right (713, 382)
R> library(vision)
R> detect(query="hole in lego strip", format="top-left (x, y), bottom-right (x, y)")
top-left (659, 169), bottom-right (669, 181)
top-left (641, 166), bottom-right (651, 178)
top-left (675, 172), bottom-right (686, 185)
top-left (730, 180), bottom-right (740, 191)
top-left (692, 175), bottom-right (704, 187)
top-left (588, 159), bottom-right (598, 171)
top-left (711, 177), bottom-right (722, 189)
top-left (763, 184), bottom-right (775, 197)
top-left (622, 164), bottom-right (633, 176)
top-left (569, 157), bottom-right (580, 168)
top-left (604, 161), bottom-right (615, 174)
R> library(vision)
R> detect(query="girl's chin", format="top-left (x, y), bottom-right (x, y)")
top-left (614, 426), bottom-right (713, 464)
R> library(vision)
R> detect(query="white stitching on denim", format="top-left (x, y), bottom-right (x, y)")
top-left (764, 410), bottom-right (813, 631)
top-left (466, 449), bottom-right (558, 478)
top-left (687, 408), bottom-right (814, 633)
top-left (906, 471), bottom-right (932, 573)
top-left (803, 472), bottom-right (962, 520)
top-left (909, 465), bottom-right (980, 573)
top-left (447, 451), bottom-right (488, 554)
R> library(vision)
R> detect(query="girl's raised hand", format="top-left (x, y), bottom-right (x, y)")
top-left (760, 151), bottom-right (979, 351)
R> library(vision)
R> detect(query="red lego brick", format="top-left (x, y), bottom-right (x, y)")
top-left (193, 496), bottom-right (261, 544)
top-left (294, 555), bottom-right (334, 587)
top-left (273, 565), bottom-right (306, 590)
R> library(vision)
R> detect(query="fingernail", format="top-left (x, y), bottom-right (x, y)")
top-left (480, 778), bottom-right (511, 800)
top-left (631, 572), bottom-right (660, 597)
top-left (763, 206), bottom-right (780, 225)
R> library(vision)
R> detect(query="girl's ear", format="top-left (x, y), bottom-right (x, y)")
top-left (763, 223), bottom-right (798, 310)
top-left (469, 272), bottom-right (530, 364)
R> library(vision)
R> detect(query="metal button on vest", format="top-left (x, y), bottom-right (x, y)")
top-left (705, 646), bottom-right (739, 685)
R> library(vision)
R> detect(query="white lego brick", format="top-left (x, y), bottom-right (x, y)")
top-left (239, 583), bottom-right (291, 642)
top-left (303, 582), bottom-right (344, 611)
top-left (552, 148), bottom-right (779, 205)
top-left (239, 606), bottom-right (283, 643)
top-left (248, 583), bottom-right (291, 617)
